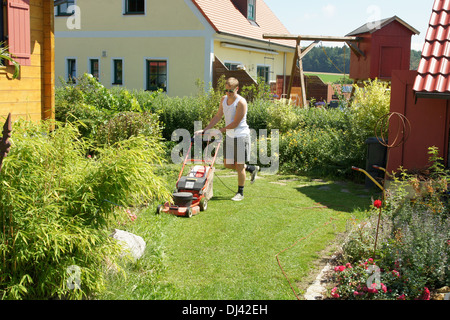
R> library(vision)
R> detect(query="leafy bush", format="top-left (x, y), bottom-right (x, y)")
top-left (0, 120), bottom-right (171, 299)
top-left (95, 111), bottom-right (163, 147)
top-left (278, 107), bottom-right (364, 179)
top-left (266, 100), bottom-right (302, 133)
top-left (350, 78), bottom-right (391, 140)
top-left (55, 100), bottom-right (109, 140)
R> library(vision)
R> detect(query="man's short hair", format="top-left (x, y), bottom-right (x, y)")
top-left (226, 77), bottom-right (239, 89)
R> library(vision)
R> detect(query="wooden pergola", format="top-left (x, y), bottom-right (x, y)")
top-left (263, 34), bottom-right (364, 106)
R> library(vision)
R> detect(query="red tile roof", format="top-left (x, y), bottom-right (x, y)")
top-left (192, 0), bottom-right (295, 48)
top-left (413, 0), bottom-right (450, 97)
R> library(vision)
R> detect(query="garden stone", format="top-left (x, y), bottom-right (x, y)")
top-left (111, 229), bottom-right (146, 261)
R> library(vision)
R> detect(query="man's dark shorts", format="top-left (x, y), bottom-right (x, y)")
top-left (222, 135), bottom-right (250, 164)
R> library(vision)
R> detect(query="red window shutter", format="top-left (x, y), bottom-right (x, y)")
top-left (7, 0), bottom-right (31, 66)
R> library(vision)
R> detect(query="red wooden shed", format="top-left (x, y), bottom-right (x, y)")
top-left (387, 0), bottom-right (450, 173)
top-left (347, 16), bottom-right (420, 81)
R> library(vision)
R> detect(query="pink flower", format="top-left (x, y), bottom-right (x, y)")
top-left (353, 291), bottom-right (359, 297)
top-left (87, 154), bottom-right (92, 158)
top-left (367, 283), bottom-right (378, 294)
top-left (373, 199), bottom-right (382, 208)
top-left (421, 287), bottom-right (430, 300)
top-left (392, 270), bottom-right (400, 277)
top-left (331, 287), bottom-right (340, 298)
top-left (397, 294), bottom-right (406, 300)
top-left (381, 283), bottom-right (387, 293)
top-left (345, 263), bottom-right (352, 269)
top-left (334, 265), bottom-right (346, 272)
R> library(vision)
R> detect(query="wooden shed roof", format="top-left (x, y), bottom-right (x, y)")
top-left (346, 16), bottom-right (420, 36)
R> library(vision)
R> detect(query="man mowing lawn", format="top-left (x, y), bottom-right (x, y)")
top-left (195, 77), bottom-right (259, 201)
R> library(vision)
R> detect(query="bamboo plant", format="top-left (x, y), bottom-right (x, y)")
top-left (0, 42), bottom-right (20, 79)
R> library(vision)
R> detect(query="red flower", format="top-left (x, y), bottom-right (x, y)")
top-left (421, 287), bottom-right (430, 300)
top-left (331, 287), bottom-right (340, 298)
top-left (373, 199), bottom-right (382, 208)
top-left (392, 270), bottom-right (400, 277)
top-left (334, 265), bottom-right (346, 272)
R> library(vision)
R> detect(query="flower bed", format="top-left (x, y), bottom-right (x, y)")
top-left (326, 148), bottom-right (449, 300)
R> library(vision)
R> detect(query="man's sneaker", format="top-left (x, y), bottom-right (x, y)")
top-left (250, 165), bottom-right (260, 184)
top-left (231, 193), bottom-right (244, 201)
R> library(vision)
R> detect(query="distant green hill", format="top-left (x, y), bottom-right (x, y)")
top-left (302, 45), bottom-right (422, 74)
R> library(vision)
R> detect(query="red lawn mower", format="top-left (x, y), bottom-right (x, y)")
top-left (156, 135), bottom-right (221, 218)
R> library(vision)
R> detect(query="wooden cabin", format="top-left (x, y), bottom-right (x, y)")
top-left (347, 16), bottom-right (419, 81)
top-left (0, 0), bottom-right (55, 122)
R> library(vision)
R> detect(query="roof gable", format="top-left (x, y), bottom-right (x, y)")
top-left (413, 0), bottom-right (450, 98)
top-left (192, 0), bottom-right (295, 48)
top-left (346, 16), bottom-right (419, 36)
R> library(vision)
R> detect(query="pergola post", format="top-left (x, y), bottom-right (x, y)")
top-left (263, 33), bottom-right (363, 107)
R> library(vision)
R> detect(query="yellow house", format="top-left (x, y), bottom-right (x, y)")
top-left (54, 0), bottom-right (296, 97)
top-left (0, 0), bottom-right (55, 122)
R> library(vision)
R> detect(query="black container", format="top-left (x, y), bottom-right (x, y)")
top-left (172, 192), bottom-right (193, 207)
top-left (365, 137), bottom-right (387, 188)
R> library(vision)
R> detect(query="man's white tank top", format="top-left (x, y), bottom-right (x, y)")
top-left (222, 94), bottom-right (250, 138)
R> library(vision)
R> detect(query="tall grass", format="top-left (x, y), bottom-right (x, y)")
top-left (0, 120), bottom-right (171, 299)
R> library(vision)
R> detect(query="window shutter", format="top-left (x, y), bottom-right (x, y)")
top-left (6, 0), bottom-right (31, 66)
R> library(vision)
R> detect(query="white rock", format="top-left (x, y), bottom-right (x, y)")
top-left (111, 229), bottom-right (146, 261)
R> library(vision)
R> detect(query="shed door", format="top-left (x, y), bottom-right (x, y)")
top-left (379, 47), bottom-right (402, 78)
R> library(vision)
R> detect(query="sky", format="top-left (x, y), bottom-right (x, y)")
top-left (263, 0), bottom-right (433, 51)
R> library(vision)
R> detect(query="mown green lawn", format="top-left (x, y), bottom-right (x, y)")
top-left (99, 165), bottom-right (379, 300)
top-left (304, 72), bottom-right (350, 84)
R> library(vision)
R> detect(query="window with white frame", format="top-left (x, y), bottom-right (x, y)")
top-left (124, 0), bottom-right (145, 14)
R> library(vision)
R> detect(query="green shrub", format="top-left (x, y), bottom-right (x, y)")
top-left (278, 107), bottom-right (364, 179)
top-left (350, 78), bottom-right (391, 140)
top-left (246, 99), bottom-right (271, 132)
top-left (0, 120), bottom-right (171, 299)
top-left (266, 100), bottom-right (301, 133)
top-left (55, 100), bottom-right (110, 140)
top-left (95, 111), bottom-right (163, 147)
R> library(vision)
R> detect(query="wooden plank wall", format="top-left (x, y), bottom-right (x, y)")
top-left (212, 56), bottom-right (257, 93)
top-left (0, 0), bottom-right (54, 122)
